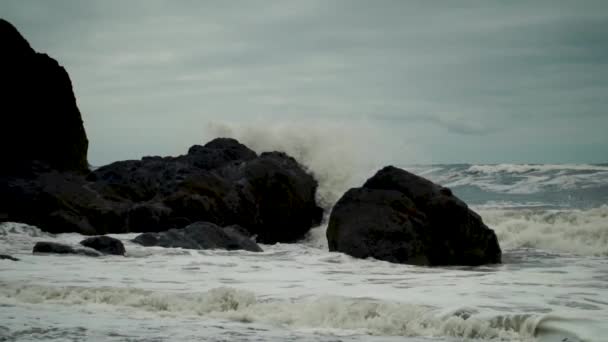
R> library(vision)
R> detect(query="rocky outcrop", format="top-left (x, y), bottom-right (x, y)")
top-left (33, 241), bottom-right (102, 257)
top-left (0, 19), bottom-right (88, 174)
top-left (2, 138), bottom-right (322, 242)
top-left (0, 20), bottom-right (323, 243)
top-left (327, 166), bottom-right (501, 266)
top-left (80, 236), bottom-right (126, 255)
top-left (132, 221), bottom-right (263, 252)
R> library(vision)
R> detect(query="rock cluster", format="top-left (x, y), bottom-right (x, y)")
top-left (2, 19), bottom-right (503, 265)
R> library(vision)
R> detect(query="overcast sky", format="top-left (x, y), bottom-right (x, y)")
top-left (2, 1), bottom-right (607, 166)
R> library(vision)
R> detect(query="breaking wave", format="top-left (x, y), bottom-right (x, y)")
top-left (480, 205), bottom-right (608, 256)
top-left (411, 163), bottom-right (608, 201)
top-left (0, 282), bottom-right (551, 340)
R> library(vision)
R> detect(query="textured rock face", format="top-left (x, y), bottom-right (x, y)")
top-left (80, 236), bottom-right (126, 255)
top-left (87, 138), bottom-right (323, 243)
top-left (132, 221), bottom-right (263, 252)
top-left (2, 137), bottom-right (323, 242)
top-left (0, 19), bottom-right (88, 173)
top-left (327, 166), bottom-right (502, 266)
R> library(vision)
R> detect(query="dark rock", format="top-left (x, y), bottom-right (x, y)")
top-left (217, 151), bottom-right (324, 243)
top-left (132, 221), bottom-right (263, 252)
top-left (33, 241), bottom-right (102, 257)
top-left (126, 202), bottom-right (173, 233)
top-left (89, 140), bottom-right (322, 242)
top-left (1, 171), bottom-right (127, 235)
top-left (223, 225), bottom-right (263, 252)
top-left (2, 138), bottom-right (322, 241)
top-left (0, 254), bottom-right (19, 261)
top-left (80, 236), bottom-right (126, 255)
top-left (0, 19), bottom-right (88, 174)
top-left (327, 166), bottom-right (501, 266)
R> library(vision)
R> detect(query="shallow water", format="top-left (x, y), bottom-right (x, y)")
top-left (1, 164), bottom-right (607, 341)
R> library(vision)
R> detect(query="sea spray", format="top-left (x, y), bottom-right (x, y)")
top-left (480, 206), bottom-right (608, 256)
top-left (205, 119), bottom-right (423, 208)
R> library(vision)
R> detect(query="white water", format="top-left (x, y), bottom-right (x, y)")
top-left (2, 156), bottom-right (608, 341)
top-left (2, 215), bottom-right (607, 342)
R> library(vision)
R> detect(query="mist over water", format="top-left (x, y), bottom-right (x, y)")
top-left (206, 120), bottom-right (423, 208)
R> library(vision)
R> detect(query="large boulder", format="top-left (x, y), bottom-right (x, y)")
top-left (0, 19), bottom-right (88, 174)
top-left (80, 236), bottom-right (126, 255)
top-left (327, 166), bottom-right (501, 266)
top-left (132, 221), bottom-right (263, 252)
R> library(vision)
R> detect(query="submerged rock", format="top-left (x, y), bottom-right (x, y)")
top-left (327, 166), bottom-right (501, 266)
top-left (80, 236), bottom-right (126, 255)
top-left (0, 254), bottom-right (19, 261)
top-left (33, 241), bottom-right (102, 257)
top-left (132, 221), bottom-right (263, 252)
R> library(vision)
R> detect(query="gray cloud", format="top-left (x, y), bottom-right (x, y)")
top-left (1, 0), bottom-right (607, 165)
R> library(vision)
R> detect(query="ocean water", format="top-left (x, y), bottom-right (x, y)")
top-left (1, 164), bottom-right (607, 342)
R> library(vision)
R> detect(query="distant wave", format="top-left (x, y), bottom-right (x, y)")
top-left (467, 163), bottom-right (608, 174)
top-left (412, 164), bottom-right (608, 197)
top-left (480, 205), bottom-right (608, 256)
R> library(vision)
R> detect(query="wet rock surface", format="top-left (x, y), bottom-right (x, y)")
top-left (327, 166), bottom-right (502, 266)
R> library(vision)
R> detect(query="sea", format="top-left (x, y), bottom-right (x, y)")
top-left (1, 163), bottom-right (607, 342)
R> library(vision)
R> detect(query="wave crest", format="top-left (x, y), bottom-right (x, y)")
top-left (481, 206), bottom-right (608, 256)
top-left (0, 282), bottom-right (544, 340)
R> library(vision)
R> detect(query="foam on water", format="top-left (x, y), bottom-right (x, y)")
top-left (480, 206), bottom-right (608, 256)
top-left (0, 282), bottom-right (544, 340)
top-left (2, 219), bottom-right (607, 341)
top-left (2, 160), bottom-right (608, 341)
top-left (409, 164), bottom-right (608, 201)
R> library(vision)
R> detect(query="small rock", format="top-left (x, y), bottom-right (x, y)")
top-left (132, 221), bottom-right (263, 252)
top-left (0, 254), bottom-right (19, 261)
top-left (80, 236), bottom-right (126, 255)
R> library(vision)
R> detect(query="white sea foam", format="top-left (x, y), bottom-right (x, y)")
top-left (480, 205), bottom-right (608, 256)
top-left (406, 164), bottom-right (608, 196)
top-left (0, 222), bottom-right (57, 254)
top-left (205, 120), bottom-right (425, 208)
top-left (467, 164), bottom-right (608, 174)
top-left (0, 282), bottom-right (544, 340)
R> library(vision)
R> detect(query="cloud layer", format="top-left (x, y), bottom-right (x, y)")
top-left (2, 0), bottom-right (607, 165)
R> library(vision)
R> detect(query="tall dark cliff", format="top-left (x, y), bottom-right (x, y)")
top-left (0, 19), bottom-right (88, 173)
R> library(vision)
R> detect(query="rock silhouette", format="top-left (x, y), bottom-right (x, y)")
top-left (327, 166), bottom-right (502, 266)
top-left (0, 19), bottom-right (88, 174)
